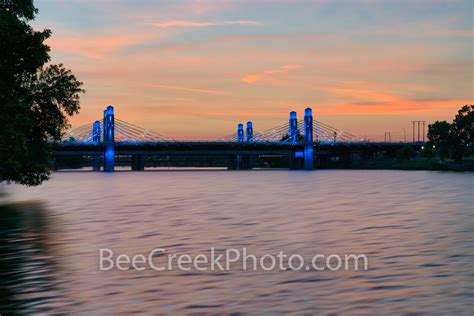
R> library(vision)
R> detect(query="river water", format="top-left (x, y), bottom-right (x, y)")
top-left (1, 170), bottom-right (472, 315)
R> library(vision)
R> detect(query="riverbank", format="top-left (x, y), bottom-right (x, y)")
top-left (325, 159), bottom-right (474, 171)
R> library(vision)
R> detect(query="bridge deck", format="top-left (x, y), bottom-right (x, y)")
top-left (54, 141), bottom-right (419, 156)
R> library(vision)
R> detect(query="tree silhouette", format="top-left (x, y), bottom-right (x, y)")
top-left (453, 105), bottom-right (473, 161)
top-left (427, 105), bottom-right (473, 161)
top-left (427, 121), bottom-right (454, 160)
top-left (0, 0), bottom-right (84, 185)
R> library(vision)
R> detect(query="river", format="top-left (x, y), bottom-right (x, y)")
top-left (1, 170), bottom-right (472, 314)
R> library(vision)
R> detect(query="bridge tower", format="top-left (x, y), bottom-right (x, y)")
top-left (246, 121), bottom-right (253, 142)
top-left (233, 123), bottom-right (244, 169)
top-left (289, 111), bottom-right (298, 142)
top-left (92, 120), bottom-right (101, 171)
top-left (103, 105), bottom-right (115, 172)
top-left (304, 107), bottom-right (314, 170)
top-left (237, 123), bottom-right (244, 142)
top-left (245, 121), bottom-right (255, 169)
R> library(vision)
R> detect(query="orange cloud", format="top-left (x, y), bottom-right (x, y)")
top-left (321, 85), bottom-right (470, 115)
top-left (241, 64), bottom-right (301, 84)
top-left (151, 20), bottom-right (261, 28)
top-left (151, 84), bottom-right (230, 95)
top-left (324, 87), bottom-right (398, 102)
top-left (333, 98), bottom-right (469, 115)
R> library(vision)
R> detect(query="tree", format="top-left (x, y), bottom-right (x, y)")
top-left (0, 0), bottom-right (84, 186)
top-left (427, 121), bottom-right (454, 160)
top-left (427, 105), bottom-right (474, 161)
top-left (452, 105), bottom-right (473, 161)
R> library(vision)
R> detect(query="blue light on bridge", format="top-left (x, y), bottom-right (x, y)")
top-left (92, 120), bottom-right (101, 142)
top-left (246, 121), bottom-right (253, 142)
top-left (304, 107), bottom-right (314, 170)
top-left (289, 111), bottom-right (298, 142)
top-left (103, 105), bottom-right (115, 171)
top-left (237, 123), bottom-right (244, 142)
top-left (304, 107), bottom-right (313, 143)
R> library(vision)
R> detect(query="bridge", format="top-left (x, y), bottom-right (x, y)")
top-left (54, 106), bottom-right (421, 171)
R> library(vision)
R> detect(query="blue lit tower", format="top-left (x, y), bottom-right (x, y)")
top-left (304, 107), bottom-right (314, 170)
top-left (237, 123), bottom-right (244, 142)
top-left (92, 120), bottom-right (101, 142)
top-left (103, 105), bottom-right (115, 172)
top-left (246, 121), bottom-right (253, 142)
top-left (234, 123), bottom-right (244, 169)
top-left (289, 111), bottom-right (298, 142)
top-left (92, 120), bottom-right (101, 171)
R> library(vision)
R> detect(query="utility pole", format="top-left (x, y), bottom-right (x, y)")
top-left (412, 121), bottom-right (426, 143)
top-left (418, 121), bottom-right (420, 143)
top-left (422, 121), bottom-right (425, 143)
top-left (403, 128), bottom-right (406, 143)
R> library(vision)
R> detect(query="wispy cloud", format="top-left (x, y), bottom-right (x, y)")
top-left (152, 84), bottom-right (229, 95)
top-left (333, 98), bottom-right (470, 115)
top-left (151, 20), bottom-right (261, 28)
top-left (325, 86), bottom-right (469, 115)
top-left (47, 32), bottom-right (155, 59)
top-left (241, 64), bottom-right (301, 84)
top-left (430, 29), bottom-right (474, 37)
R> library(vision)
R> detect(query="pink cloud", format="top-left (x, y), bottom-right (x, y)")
top-left (47, 32), bottom-right (155, 59)
top-left (241, 64), bottom-right (301, 84)
top-left (151, 20), bottom-right (261, 28)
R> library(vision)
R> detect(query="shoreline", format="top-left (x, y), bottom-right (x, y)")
top-left (323, 159), bottom-right (474, 172)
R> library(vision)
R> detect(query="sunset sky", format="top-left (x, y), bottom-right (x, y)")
top-left (33, 0), bottom-right (473, 140)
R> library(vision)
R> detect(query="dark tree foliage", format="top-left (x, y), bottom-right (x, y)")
top-left (453, 105), bottom-right (473, 160)
top-left (280, 132), bottom-right (305, 142)
top-left (396, 145), bottom-right (415, 160)
top-left (427, 121), bottom-right (454, 159)
top-left (0, 0), bottom-right (84, 185)
top-left (427, 105), bottom-right (473, 161)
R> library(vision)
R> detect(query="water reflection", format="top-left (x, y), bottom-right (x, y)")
top-left (0, 202), bottom-right (68, 314)
top-left (1, 170), bottom-right (473, 314)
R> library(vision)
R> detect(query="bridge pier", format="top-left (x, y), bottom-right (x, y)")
top-left (303, 108), bottom-right (314, 170)
top-left (228, 154), bottom-right (244, 170)
top-left (229, 123), bottom-right (245, 170)
top-left (103, 105), bottom-right (115, 172)
top-left (92, 120), bottom-right (101, 171)
top-left (245, 121), bottom-right (254, 170)
top-left (290, 150), bottom-right (304, 169)
top-left (131, 155), bottom-right (145, 171)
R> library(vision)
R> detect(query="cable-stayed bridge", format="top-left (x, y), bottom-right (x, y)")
top-left (63, 110), bottom-right (359, 144)
top-left (63, 118), bottom-right (173, 143)
top-left (55, 106), bottom-right (420, 171)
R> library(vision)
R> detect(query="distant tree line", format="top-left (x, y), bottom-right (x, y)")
top-left (280, 132), bottom-right (305, 142)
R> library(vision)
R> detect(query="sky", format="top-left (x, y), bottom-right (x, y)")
top-left (32, 0), bottom-right (473, 140)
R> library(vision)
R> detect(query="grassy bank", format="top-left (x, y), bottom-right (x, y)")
top-left (325, 159), bottom-right (474, 171)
